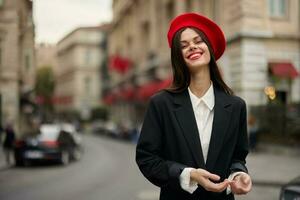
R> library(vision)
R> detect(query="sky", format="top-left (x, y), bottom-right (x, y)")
top-left (33, 0), bottom-right (112, 44)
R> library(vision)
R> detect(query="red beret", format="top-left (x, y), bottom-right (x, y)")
top-left (167, 13), bottom-right (226, 60)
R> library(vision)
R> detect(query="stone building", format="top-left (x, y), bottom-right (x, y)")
top-left (0, 0), bottom-right (35, 132)
top-left (107, 0), bottom-right (300, 128)
top-left (107, 0), bottom-right (300, 126)
top-left (36, 43), bottom-right (58, 70)
top-left (217, 0), bottom-right (300, 105)
top-left (55, 26), bottom-right (107, 120)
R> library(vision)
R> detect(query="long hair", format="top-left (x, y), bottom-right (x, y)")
top-left (166, 27), bottom-right (233, 95)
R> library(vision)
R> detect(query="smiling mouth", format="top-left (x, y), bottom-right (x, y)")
top-left (187, 52), bottom-right (202, 60)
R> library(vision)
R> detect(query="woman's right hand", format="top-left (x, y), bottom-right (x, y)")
top-left (190, 168), bottom-right (229, 192)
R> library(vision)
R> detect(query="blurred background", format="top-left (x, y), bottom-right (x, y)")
top-left (0, 0), bottom-right (299, 200)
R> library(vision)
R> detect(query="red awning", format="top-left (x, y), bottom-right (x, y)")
top-left (120, 87), bottom-right (134, 100)
top-left (36, 96), bottom-right (73, 105)
top-left (104, 78), bottom-right (173, 103)
top-left (103, 93), bottom-right (116, 105)
top-left (159, 78), bottom-right (172, 88)
top-left (269, 62), bottom-right (299, 79)
top-left (52, 96), bottom-right (73, 105)
top-left (109, 55), bottom-right (132, 74)
top-left (136, 78), bottom-right (172, 100)
top-left (36, 96), bottom-right (45, 105)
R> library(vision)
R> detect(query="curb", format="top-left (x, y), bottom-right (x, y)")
top-left (256, 143), bottom-right (300, 156)
top-left (252, 180), bottom-right (285, 187)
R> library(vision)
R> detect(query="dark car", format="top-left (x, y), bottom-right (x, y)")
top-left (92, 120), bottom-right (119, 137)
top-left (280, 176), bottom-right (300, 200)
top-left (14, 123), bottom-right (82, 166)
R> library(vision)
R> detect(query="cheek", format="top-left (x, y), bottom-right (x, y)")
top-left (181, 49), bottom-right (187, 58)
top-left (182, 52), bottom-right (189, 63)
top-left (205, 52), bottom-right (211, 61)
top-left (202, 46), bottom-right (211, 60)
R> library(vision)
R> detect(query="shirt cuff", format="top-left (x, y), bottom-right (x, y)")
top-left (226, 171), bottom-right (248, 194)
top-left (179, 168), bottom-right (198, 194)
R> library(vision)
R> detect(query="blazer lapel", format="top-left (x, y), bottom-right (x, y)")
top-left (173, 89), bottom-right (206, 168)
top-left (205, 87), bottom-right (233, 171)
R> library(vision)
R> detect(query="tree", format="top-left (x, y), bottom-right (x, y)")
top-left (35, 66), bottom-right (55, 121)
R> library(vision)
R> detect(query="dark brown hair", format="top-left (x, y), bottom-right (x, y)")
top-left (166, 27), bottom-right (233, 95)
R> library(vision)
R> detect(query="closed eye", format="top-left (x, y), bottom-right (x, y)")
top-left (181, 45), bottom-right (188, 49)
top-left (180, 43), bottom-right (188, 49)
top-left (194, 37), bottom-right (203, 44)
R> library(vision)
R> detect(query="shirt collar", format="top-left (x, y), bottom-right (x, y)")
top-left (188, 83), bottom-right (215, 111)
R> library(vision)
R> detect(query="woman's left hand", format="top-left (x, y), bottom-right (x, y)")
top-left (229, 173), bottom-right (252, 195)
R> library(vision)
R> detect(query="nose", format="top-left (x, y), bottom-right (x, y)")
top-left (189, 43), bottom-right (197, 51)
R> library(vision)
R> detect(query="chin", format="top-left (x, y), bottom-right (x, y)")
top-left (187, 61), bottom-right (209, 68)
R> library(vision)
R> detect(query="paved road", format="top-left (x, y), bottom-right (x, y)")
top-left (0, 134), bottom-right (159, 200)
top-left (1, 134), bottom-right (298, 200)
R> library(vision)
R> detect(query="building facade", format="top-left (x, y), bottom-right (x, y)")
top-left (217, 0), bottom-right (300, 105)
top-left (56, 26), bottom-right (107, 120)
top-left (36, 43), bottom-right (58, 69)
top-left (107, 0), bottom-right (300, 128)
top-left (0, 0), bottom-right (35, 132)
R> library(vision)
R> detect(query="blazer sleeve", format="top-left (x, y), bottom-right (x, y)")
top-left (230, 99), bottom-right (249, 174)
top-left (136, 98), bottom-right (187, 189)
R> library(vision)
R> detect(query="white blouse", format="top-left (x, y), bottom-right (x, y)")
top-left (188, 85), bottom-right (214, 162)
top-left (179, 84), bottom-right (245, 194)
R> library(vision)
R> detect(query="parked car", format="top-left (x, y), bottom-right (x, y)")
top-left (91, 120), bottom-right (108, 134)
top-left (14, 123), bottom-right (82, 166)
top-left (279, 176), bottom-right (300, 200)
top-left (92, 120), bottom-right (119, 137)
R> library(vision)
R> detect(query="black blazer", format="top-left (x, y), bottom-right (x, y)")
top-left (136, 87), bottom-right (249, 200)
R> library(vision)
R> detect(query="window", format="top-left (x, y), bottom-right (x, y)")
top-left (0, 95), bottom-right (2, 125)
top-left (0, 0), bottom-right (4, 7)
top-left (25, 54), bottom-right (31, 71)
top-left (268, 0), bottom-right (287, 18)
top-left (186, 0), bottom-right (192, 12)
top-left (23, 49), bottom-right (32, 71)
top-left (85, 49), bottom-right (91, 65)
top-left (142, 22), bottom-right (149, 53)
top-left (84, 76), bottom-right (91, 95)
top-left (166, 1), bottom-right (174, 22)
top-left (27, 15), bottom-right (33, 26)
top-left (0, 40), bottom-right (2, 67)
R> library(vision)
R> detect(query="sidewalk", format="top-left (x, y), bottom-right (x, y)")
top-left (1, 143), bottom-right (299, 187)
top-left (0, 148), bottom-right (8, 169)
top-left (246, 144), bottom-right (300, 186)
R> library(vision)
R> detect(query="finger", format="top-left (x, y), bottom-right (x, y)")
top-left (229, 181), bottom-right (237, 189)
top-left (230, 181), bottom-right (243, 194)
top-left (230, 180), bottom-right (251, 195)
top-left (203, 171), bottom-right (220, 181)
top-left (212, 180), bottom-right (230, 192)
top-left (218, 179), bottom-right (230, 189)
top-left (238, 186), bottom-right (251, 195)
top-left (230, 183), bottom-right (241, 194)
top-left (208, 173), bottom-right (221, 181)
top-left (242, 175), bottom-right (251, 185)
top-left (242, 181), bottom-right (252, 193)
top-left (205, 179), bottom-right (229, 192)
top-left (196, 169), bottom-right (220, 181)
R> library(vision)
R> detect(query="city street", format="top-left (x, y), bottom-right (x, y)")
top-left (0, 134), bottom-right (159, 200)
top-left (0, 1), bottom-right (299, 200)
top-left (0, 133), bottom-right (299, 200)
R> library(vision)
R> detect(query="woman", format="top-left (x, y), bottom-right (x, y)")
top-left (3, 123), bottom-right (16, 165)
top-left (136, 13), bottom-right (252, 200)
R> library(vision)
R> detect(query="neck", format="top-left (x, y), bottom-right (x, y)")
top-left (189, 65), bottom-right (211, 98)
